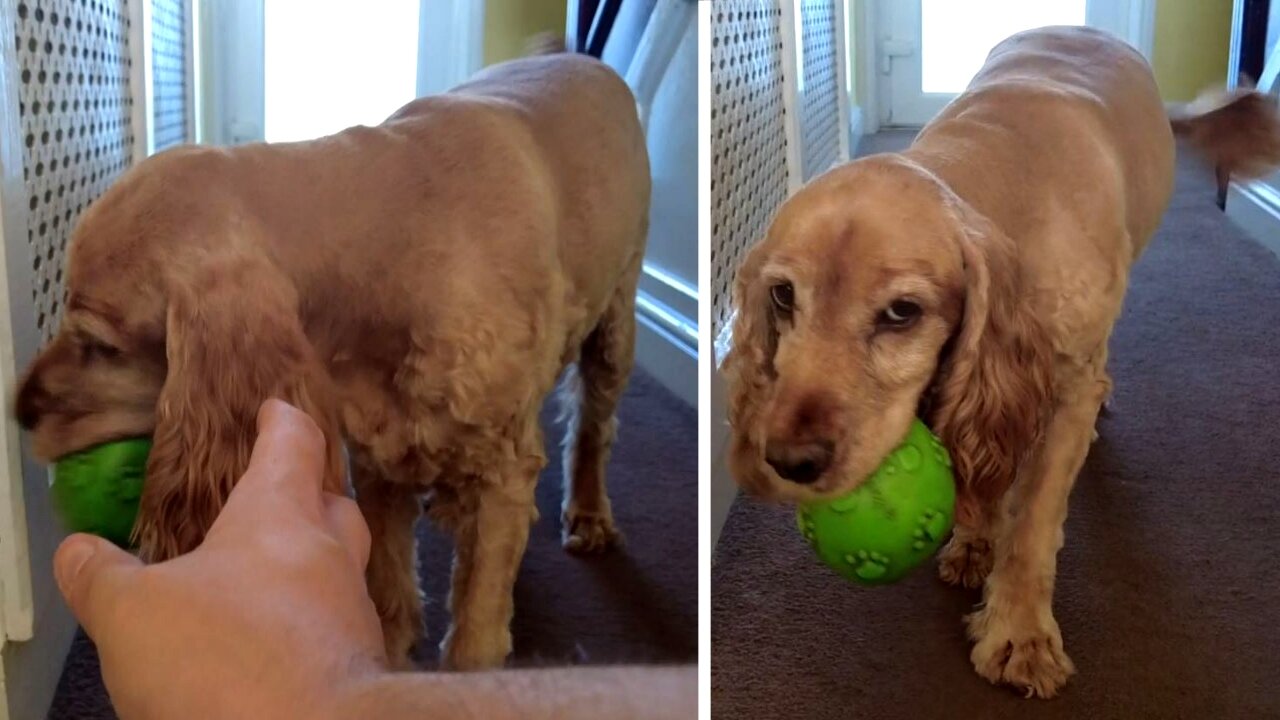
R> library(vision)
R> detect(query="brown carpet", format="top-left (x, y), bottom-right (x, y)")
top-left (711, 131), bottom-right (1280, 719)
top-left (47, 368), bottom-right (696, 719)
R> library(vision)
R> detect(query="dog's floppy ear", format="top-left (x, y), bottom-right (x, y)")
top-left (931, 204), bottom-right (1053, 527)
top-left (722, 240), bottom-right (779, 433)
top-left (134, 249), bottom-right (345, 561)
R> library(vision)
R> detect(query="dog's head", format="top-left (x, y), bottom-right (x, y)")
top-left (15, 151), bottom-right (344, 559)
top-left (722, 155), bottom-right (1052, 523)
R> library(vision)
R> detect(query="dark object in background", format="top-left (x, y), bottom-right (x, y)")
top-left (1237, 0), bottom-right (1272, 86)
top-left (571, 0), bottom-right (624, 58)
top-left (1221, 0), bottom-right (1274, 209)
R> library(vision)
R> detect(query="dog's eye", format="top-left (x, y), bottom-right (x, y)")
top-left (878, 300), bottom-right (922, 329)
top-left (770, 282), bottom-right (795, 314)
top-left (80, 338), bottom-right (120, 361)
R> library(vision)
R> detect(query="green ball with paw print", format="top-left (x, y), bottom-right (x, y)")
top-left (796, 419), bottom-right (956, 585)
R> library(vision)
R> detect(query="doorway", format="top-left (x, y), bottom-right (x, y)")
top-left (876, 0), bottom-right (1153, 126)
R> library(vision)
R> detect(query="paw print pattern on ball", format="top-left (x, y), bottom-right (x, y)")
top-left (798, 510), bottom-right (819, 547)
top-left (844, 549), bottom-right (892, 581)
top-left (912, 509), bottom-right (950, 551)
top-left (795, 419), bottom-right (956, 585)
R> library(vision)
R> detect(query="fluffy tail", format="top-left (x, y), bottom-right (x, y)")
top-left (524, 32), bottom-right (568, 56)
top-left (1170, 86), bottom-right (1280, 182)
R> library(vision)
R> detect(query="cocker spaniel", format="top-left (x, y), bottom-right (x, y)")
top-left (723, 26), bottom-right (1280, 698)
top-left (15, 52), bottom-right (650, 670)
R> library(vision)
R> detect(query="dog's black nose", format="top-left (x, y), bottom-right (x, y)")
top-left (16, 380), bottom-right (48, 430)
top-left (765, 439), bottom-right (834, 485)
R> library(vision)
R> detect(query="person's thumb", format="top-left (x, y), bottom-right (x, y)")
top-left (54, 534), bottom-right (142, 638)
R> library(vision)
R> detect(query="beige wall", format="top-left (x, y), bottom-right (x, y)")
top-left (1151, 0), bottom-right (1234, 102)
top-left (483, 0), bottom-right (567, 67)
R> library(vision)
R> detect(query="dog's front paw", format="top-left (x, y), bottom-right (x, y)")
top-left (938, 535), bottom-right (992, 588)
top-left (562, 504), bottom-right (622, 554)
top-left (440, 625), bottom-right (512, 671)
top-left (967, 603), bottom-right (1075, 699)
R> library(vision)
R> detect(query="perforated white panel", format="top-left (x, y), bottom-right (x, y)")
top-left (711, 0), bottom-right (792, 338)
top-left (798, 0), bottom-right (840, 181)
top-left (151, 0), bottom-right (187, 150)
top-left (15, 0), bottom-right (135, 342)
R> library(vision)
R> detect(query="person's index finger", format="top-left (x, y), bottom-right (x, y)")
top-left (234, 399), bottom-right (328, 512)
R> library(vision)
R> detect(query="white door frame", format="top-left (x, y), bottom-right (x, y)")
top-left (130, 0), bottom-right (155, 160)
top-left (416, 0), bottom-right (485, 97)
top-left (869, 0), bottom-right (1156, 127)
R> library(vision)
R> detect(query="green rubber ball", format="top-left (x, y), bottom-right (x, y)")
top-left (51, 438), bottom-right (151, 548)
top-left (796, 419), bottom-right (955, 585)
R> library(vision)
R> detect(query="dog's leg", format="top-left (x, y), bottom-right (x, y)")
top-left (967, 353), bottom-right (1110, 699)
top-left (440, 425), bottom-right (543, 671)
top-left (352, 456), bottom-right (424, 669)
top-left (559, 278), bottom-right (636, 553)
top-left (938, 521), bottom-right (994, 589)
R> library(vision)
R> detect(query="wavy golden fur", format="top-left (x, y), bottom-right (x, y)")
top-left (724, 26), bottom-right (1280, 698)
top-left (15, 53), bottom-right (649, 671)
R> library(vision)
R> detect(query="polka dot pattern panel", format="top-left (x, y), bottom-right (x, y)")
top-left (151, 0), bottom-right (186, 151)
top-left (799, 0), bottom-right (840, 181)
top-left (16, 0), bottom-right (135, 343)
top-left (711, 0), bottom-right (792, 339)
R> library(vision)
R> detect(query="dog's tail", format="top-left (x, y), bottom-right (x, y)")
top-left (524, 32), bottom-right (568, 57)
top-left (1169, 85), bottom-right (1280, 182)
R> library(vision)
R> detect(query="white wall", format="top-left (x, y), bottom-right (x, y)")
top-left (628, 5), bottom-right (698, 407)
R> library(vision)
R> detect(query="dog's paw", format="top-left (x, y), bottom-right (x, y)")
top-left (937, 535), bottom-right (992, 588)
top-left (967, 604), bottom-right (1075, 699)
top-left (440, 625), bottom-right (512, 671)
top-left (562, 505), bottom-right (622, 554)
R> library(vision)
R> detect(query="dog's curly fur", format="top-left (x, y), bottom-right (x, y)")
top-left (723, 26), bottom-right (1280, 698)
top-left (15, 53), bottom-right (650, 670)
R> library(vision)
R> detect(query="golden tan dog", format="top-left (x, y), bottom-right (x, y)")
top-left (15, 52), bottom-right (650, 670)
top-left (724, 26), bottom-right (1280, 698)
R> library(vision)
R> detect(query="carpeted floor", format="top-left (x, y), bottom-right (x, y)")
top-left (711, 130), bottom-right (1280, 719)
top-left (47, 369), bottom-right (696, 719)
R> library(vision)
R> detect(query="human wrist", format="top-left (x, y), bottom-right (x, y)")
top-left (323, 665), bottom-right (697, 720)
top-left (324, 670), bottom-right (480, 720)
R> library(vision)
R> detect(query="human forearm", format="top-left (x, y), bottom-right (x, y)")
top-left (330, 665), bottom-right (697, 720)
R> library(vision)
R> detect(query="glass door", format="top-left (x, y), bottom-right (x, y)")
top-left (879, 0), bottom-right (1142, 126)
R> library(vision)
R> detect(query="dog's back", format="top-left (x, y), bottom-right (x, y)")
top-left (78, 53), bottom-right (649, 376)
top-left (390, 52), bottom-right (650, 300)
top-left (907, 26), bottom-right (1175, 265)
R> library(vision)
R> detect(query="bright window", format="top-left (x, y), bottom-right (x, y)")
top-left (264, 0), bottom-right (420, 142)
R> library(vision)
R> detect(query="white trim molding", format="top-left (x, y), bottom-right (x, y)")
top-left (1228, 0), bottom-right (1246, 88)
top-left (187, 0), bottom-right (202, 143)
top-left (779, 0), bottom-right (806, 194)
top-left (130, 0), bottom-right (155, 161)
top-left (856, 0), bottom-right (879, 134)
top-left (635, 263), bottom-right (697, 405)
top-left (0, 0), bottom-right (35, 644)
top-left (1225, 179), bottom-right (1280, 261)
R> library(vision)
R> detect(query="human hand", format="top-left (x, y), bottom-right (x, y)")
top-left (53, 399), bottom-right (384, 720)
